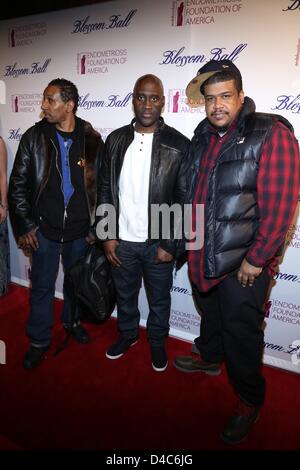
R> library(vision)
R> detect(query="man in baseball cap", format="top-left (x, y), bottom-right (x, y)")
top-left (174, 60), bottom-right (299, 444)
top-left (186, 59), bottom-right (242, 106)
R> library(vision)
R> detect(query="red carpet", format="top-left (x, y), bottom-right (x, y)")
top-left (0, 283), bottom-right (300, 455)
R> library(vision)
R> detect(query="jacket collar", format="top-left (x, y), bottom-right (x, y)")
top-left (129, 116), bottom-right (165, 135)
top-left (38, 115), bottom-right (85, 141)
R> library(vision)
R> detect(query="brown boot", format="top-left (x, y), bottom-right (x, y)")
top-left (173, 355), bottom-right (221, 375)
top-left (221, 399), bottom-right (260, 444)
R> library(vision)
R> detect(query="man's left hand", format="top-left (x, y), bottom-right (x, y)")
top-left (155, 246), bottom-right (174, 264)
top-left (237, 259), bottom-right (263, 287)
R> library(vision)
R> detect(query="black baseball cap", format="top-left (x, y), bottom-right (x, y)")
top-left (186, 59), bottom-right (242, 106)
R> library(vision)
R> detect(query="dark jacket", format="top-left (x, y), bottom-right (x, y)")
top-left (187, 97), bottom-right (293, 277)
top-left (97, 118), bottom-right (190, 256)
top-left (8, 117), bottom-right (104, 241)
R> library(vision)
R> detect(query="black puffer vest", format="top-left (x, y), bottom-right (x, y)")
top-left (189, 97), bottom-right (293, 277)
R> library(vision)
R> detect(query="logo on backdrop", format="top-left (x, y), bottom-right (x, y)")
top-left (8, 22), bottom-right (47, 47)
top-left (272, 94), bottom-right (300, 114)
top-left (71, 9), bottom-right (137, 35)
top-left (160, 43), bottom-right (247, 67)
top-left (168, 89), bottom-right (206, 114)
top-left (264, 300), bottom-right (272, 318)
top-left (77, 49), bottom-right (127, 75)
top-left (95, 127), bottom-right (115, 142)
top-left (78, 92), bottom-right (132, 110)
top-left (170, 308), bottom-right (200, 332)
top-left (264, 339), bottom-right (300, 361)
top-left (171, 285), bottom-right (192, 296)
top-left (286, 223), bottom-right (300, 249)
top-left (267, 298), bottom-right (300, 326)
top-left (4, 59), bottom-right (51, 78)
top-left (11, 94), bottom-right (42, 113)
top-left (282, 0), bottom-right (300, 11)
top-left (171, 0), bottom-right (243, 27)
top-left (274, 272), bottom-right (300, 284)
top-left (8, 128), bottom-right (23, 141)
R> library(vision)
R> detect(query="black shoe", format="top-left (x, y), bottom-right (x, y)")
top-left (173, 355), bottom-right (221, 375)
top-left (23, 345), bottom-right (49, 369)
top-left (106, 335), bottom-right (138, 359)
top-left (64, 322), bottom-right (90, 344)
top-left (151, 345), bottom-right (168, 372)
top-left (220, 400), bottom-right (260, 445)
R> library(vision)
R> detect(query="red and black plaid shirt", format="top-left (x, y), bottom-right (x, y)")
top-left (188, 121), bottom-right (300, 292)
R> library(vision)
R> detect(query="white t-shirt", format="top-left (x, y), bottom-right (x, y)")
top-left (118, 131), bottom-right (153, 241)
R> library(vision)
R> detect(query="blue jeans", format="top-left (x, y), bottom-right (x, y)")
top-left (27, 230), bottom-right (88, 347)
top-left (111, 241), bottom-right (174, 346)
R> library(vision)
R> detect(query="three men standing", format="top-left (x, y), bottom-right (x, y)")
top-left (8, 66), bottom-right (300, 446)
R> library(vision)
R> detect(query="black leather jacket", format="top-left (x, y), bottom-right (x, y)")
top-left (97, 118), bottom-right (190, 256)
top-left (8, 117), bottom-right (104, 241)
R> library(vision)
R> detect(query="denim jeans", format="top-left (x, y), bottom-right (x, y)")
top-left (111, 241), bottom-right (174, 346)
top-left (27, 230), bottom-right (88, 347)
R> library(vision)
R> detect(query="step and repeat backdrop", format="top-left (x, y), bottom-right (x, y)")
top-left (0, 0), bottom-right (299, 372)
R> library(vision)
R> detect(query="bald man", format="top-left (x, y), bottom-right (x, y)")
top-left (97, 74), bottom-right (189, 371)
